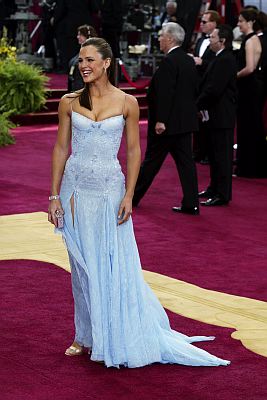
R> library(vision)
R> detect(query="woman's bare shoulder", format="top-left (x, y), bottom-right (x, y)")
top-left (60, 91), bottom-right (80, 108)
top-left (247, 34), bottom-right (261, 46)
top-left (125, 93), bottom-right (138, 105)
top-left (112, 87), bottom-right (137, 102)
top-left (61, 91), bottom-right (81, 101)
top-left (124, 94), bottom-right (139, 120)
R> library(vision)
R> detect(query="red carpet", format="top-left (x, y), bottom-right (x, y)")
top-left (46, 73), bottom-right (68, 89)
top-left (1, 259), bottom-right (266, 400)
top-left (1, 123), bottom-right (267, 399)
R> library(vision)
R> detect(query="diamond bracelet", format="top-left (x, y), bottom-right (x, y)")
top-left (49, 195), bottom-right (60, 201)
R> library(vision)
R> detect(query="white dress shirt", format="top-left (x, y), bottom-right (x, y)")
top-left (199, 37), bottom-right (210, 58)
top-left (167, 46), bottom-right (179, 54)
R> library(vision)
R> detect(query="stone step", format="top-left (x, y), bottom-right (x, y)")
top-left (44, 92), bottom-right (147, 112)
top-left (46, 85), bottom-right (147, 99)
top-left (12, 111), bottom-right (59, 125)
top-left (12, 87), bottom-right (148, 125)
top-left (45, 98), bottom-right (60, 112)
top-left (46, 88), bottom-right (67, 99)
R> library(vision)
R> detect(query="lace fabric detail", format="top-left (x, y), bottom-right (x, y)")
top-left (63, 112), bottom-right (125, 194)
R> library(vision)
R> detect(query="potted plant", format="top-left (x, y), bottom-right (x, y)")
top-left (0, 28), bottom-right (48, 146)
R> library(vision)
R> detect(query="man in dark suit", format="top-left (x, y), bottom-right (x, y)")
top-left (197, 25), bottom-right (237, 206)
top-left (193, 10), bottom-right (221, 163)
top-left (133, 22), bottom-right (199, 215)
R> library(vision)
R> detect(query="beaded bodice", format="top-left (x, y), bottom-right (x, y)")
top-left (62, 111), bottom-right (125, 192)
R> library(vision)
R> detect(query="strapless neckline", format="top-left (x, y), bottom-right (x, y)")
top-left (72, 111), bottom-right (124, 124)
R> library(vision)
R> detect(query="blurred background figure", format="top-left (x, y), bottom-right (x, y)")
top-left (176, 0), bottom-right (202, 50)
top-left (68, 24), bottom-right (97, 92)
top-left (39, 0), bottom-right (57, 71)
top-left (151, 7), bottom-right (162, 32)
top-left (160, 1), bottom-right (178, 25)
top-left (0, 0), bottom-right (17, 41)
top-left (236, 8), bottom-right (267, 177)
top-left (127, 3), bottom-right (145, 30)
top-left (100, 0), bottom-right (123, 59)
top-left (52, 0), bottom-right (99, 73)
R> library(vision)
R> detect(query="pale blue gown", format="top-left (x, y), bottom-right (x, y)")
top-left (57, 110), bottom-right (230, 368)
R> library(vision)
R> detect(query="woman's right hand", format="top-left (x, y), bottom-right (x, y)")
top-left (48, 199), bottom-right (64, 227)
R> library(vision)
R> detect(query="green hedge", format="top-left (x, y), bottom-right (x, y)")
top-left (0, 59), bottom-right (48, 146)
top-left (0, 108), bottom-right (16, 146)
top-left (0, 60), bottom-right (48, 114)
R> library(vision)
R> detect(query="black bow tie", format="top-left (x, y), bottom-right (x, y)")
top-left (205, 34), bottom-right (210, 39)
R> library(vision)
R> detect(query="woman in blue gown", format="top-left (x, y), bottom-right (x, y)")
top-left (48, 37), bottom-right (230, 368)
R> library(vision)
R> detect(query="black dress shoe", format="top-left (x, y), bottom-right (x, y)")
top-left (172, 206), bottom-right (199, 215)
top-left (198, 190), bottom-right (214, 198)
top-left (200, 196), bottom-right (229, 206)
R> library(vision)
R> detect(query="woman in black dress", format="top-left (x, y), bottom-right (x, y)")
top-left (236, 9), bottom-right (267, 177)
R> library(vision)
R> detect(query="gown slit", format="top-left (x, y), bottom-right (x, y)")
top-left (70, 193), bottom-right (75, 227)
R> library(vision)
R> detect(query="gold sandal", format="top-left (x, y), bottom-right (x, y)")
top-left (65, 345), bottom-right (84, 356)
top-left (65, 343), bottom-right (91, 356)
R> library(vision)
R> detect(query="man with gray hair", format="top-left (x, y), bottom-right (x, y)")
top-left (133, 22), bottom-right (199, 215)
top-left (160, 1), bottom-right (178, 25)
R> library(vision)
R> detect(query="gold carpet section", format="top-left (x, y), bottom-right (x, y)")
top-left (1, 212), bottom-right (267, 358)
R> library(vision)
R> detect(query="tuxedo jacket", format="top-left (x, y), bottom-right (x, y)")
top-left (197, 49), bottom-right (237, 129)
top-left (147, 47), bottom-right (198, 135)
top-left (194, 36), bottom-right (216, 77)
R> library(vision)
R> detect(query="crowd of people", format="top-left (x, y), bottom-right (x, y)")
top-left (52, 1), bottom-right (267, 190)
top-left (132, 5), bottom-right (267, 214)
top-left (192, 6), bottom-right (267, 185)
top-left (1, 1), bottom-right (266, 198)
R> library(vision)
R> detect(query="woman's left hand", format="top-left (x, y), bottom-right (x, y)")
top-left (117, 196), bottom-right (132, 225)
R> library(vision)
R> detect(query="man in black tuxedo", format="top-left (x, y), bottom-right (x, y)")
top-left (194, 11), bottom-right (221, 76)
top-left (133, 22), bottom-right (199, 215)
top-left (197, 25), bottom-right (237, 206)
top-left (193, 10), bottom-right (221, 163)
